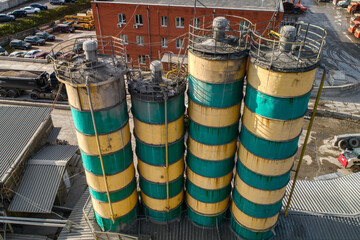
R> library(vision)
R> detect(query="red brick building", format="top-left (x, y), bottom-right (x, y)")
top-left (91, 0), bottom-right (284, 67)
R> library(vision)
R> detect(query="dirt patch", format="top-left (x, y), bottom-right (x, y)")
top-left (292, 117), bottom-right (360, 180)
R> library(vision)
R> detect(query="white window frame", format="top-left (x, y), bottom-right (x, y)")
top-left (161, 16), bottom-right (167, 27)
top-left (136, 36), bottom-right (144, 46)
top-left (176, 39), bottom-right (184, 49)
top-left (118, 14), bottom-right (126, 24)
top-left (161, 38), bottom-right (167, 48)
top-left (175, 17), bottom-right (184, 28)
top-left (138, 55), bottom-right (146, 65)
top-left (194, 18), bottom-right (200, 28)
top-left (120, 34), bottom-right (128, 44)
top-left (135, 14), bottom-right (143, 25)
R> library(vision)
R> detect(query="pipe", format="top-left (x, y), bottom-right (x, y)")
top-left (95, 4), bottom-right (104, 52)
top-left (0, 220), bottom-right (66, 228)
top-left (85, 77), bottom-right (115, 223)
top-left (0, 216), bottom-right (67, 223)
top-left (284, 65), bottom-right (327, 217)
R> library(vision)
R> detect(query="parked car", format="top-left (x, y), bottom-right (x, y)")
top-left (8, 10), bottom-right (27, 18)
top-left (9, 40), bottom-right (31, 50)
top-left (8, 51), bottom-right (27, 57)
top-left (46, 51), bottom-right (63, 61)
top-left (22, 7), bottom-right (40, 14)
top-left (50, 0), bottom-right (65, 5)
top-left (24, 36), bottom-right (46, 46)
top-left (35, 31), bottom-right (55, 41)
top-left (34, 51), bottom-right (48, 59)
top-left (24, 50), bottom-right (43, 58)
top-left (29, 3), bottom-right (48, 10)
top-left (0, 46), bottom-right (8, 56)
top-left (338, 148), bottom-right (360, 168)
top-left (59, 52), bottom-right (75, 60)
top-left (54, 24), bottom-right (74, 33)
top-left (0, 14), bottom-right (15, 23)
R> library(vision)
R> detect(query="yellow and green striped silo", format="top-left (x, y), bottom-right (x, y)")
top-left (231, 22), bottom-right (327, 239)
top-left (51, 37), bottom-right (138, 231)
top-left (128, 61), bottom-right (186, 223)
top-left (186, 15), bottom-right (253, 227)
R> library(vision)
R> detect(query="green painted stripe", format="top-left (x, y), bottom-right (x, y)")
top-left (142, 202), bottom-right (183, 223)
top-left (186, 151), bottom-right (234, 178)
top-left (94, 205), bottom-right (138, 232)
top-left (131, 93), bottom-right (184, 123)
top-left (70, 102), bottom-right (128, 135)
top-left (236, 160), bottom-right (290, 191)
top-left (245, 84), bottom-right (311, 120)
top-left (188, 119), bottom-right (238, 145)
top-left (240, 126), bottom-right (299, 160)
top-left (230, 215), bottom-right (274, 240)
top-left (188, 75), bottom-right (244, 108)
top-left (81, 142), bottom-right (133, 175)
top-left (187, 207), bottom-right (227, 227)
top-left (135, 136), bottom-right (185, 166)
top-left (232, 188), bottom-right (282, 219)
top-left (186, 179), bottom-right (231, 203)
top-left (139, 176), bottom-right (184, 199)
top-left (89, 178), bottom-right (136, 202)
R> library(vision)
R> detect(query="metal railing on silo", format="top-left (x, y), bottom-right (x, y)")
top-left (186, 15), bottom-right (254, 228)
top-left (50, 36), bottom-right (138, 232)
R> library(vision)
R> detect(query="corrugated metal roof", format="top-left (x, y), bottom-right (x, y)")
top-left (8, 145), bottom-right (78, 213)
top-left (0, 106), bottom-right (50, 181)
top-left (275, 213), bottom-right (360, 240)
top-left (47, 127), bottom-right (61, 144)
top-left (58, 189), bottom-right (95, 240)
top-left (4, 233), bottom-right (49, 240)
top-left (282, 172), bottom-right (360, 215)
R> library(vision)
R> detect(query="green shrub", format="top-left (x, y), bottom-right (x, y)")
top-left (0, 0), bottom-right (91, 38)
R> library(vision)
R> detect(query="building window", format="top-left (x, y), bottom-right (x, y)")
top-left (161, 16), bottom-right (167, 27)
top-left (175, 17), bottom-right (184, 28)
top-left (136, 36), bottom-right (144, 46)
top-left (126, 54), bottom-right (130, 63)
top-left (194, 18), bottom-right (200, 28)
top-left (176, 39), bottom-right (184, 49)
top-left (138, 55), bottom-right (146, 65)
top-left (135, 14), bottom-right (143, 25)
top-left (118, 14), bottom-right (126, 24)
top-left (120, 34), bottom-right (128, 44)
top-left (161, 38), bottom-right (167, 48)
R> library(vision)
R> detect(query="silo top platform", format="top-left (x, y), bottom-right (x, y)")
top-left (93, 0), bottom-right (281, 11)
top-left (188, 15), bottom-right (253, 59)
top-left (50, 36), bottom-right (127, 86)
top-left (250, 21), bottom-right (327, 72)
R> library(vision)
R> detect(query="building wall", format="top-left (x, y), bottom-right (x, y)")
top-left (92, 2), bottom-right (283, 67)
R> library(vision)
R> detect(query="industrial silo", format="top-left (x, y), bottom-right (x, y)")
top-left (187, 15), bottom-right (253, 227)
top-left (128, 60), bottom-right (186, 223)
top-left (231, 22), bottom-right (327, 239)
top-left (51, 36), bottom-right (137, 231)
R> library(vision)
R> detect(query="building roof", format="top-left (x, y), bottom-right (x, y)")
top-left (282, 172), bottom-right (360, 215)
top-left (0, 106), bottom-right (50, 182)
top-left (8, 145), bottom-right (78, 213)
top-left (93, 0), bottom-right (282, 11)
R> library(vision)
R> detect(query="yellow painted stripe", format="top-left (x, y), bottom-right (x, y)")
top-left (138, 158), bottom-right (184, 183)
top-left (77, 122), bottom-right (131, 156)
top-left (187, 168), bottom-right (232, 190)
top-left (187, 137), bottom-right (237, 161)
top-left (247, 62), bottom-right (316, 97)
top-left (134, 116), bottom-right (184, 145)
top-left (85, 163), bottom-right (135, 192)
top-left (231, 201), bottom-right (278, 231)
top-left (141, 191), bottom-right (183, 212)
top-left (188, 100), bottom-right (240, 127)
top-left (92, 190), bottom-right (137, 219)
top-left (186, 192), bottom-right (229, 215)
top-left (65, 80), bottom-right (126, 111)
top-left (234, 174), bottom-right (286, 205)
top-left (238, 142), bottom-right (294, 176)
top-left (188, 51), bottom-right (247, 83)
top-left (242, 105), bottom-right (303, 141)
